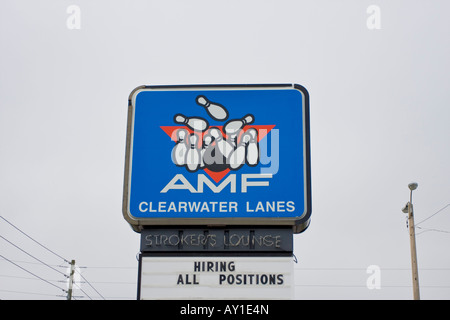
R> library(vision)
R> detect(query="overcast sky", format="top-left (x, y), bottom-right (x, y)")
top-left (1, 0), bottom-right (449, 300)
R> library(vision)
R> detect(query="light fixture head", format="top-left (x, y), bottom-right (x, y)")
top-left (402, 202), bottom-right (410, 213)
top-left (408, 182), bottom-right (418, 191)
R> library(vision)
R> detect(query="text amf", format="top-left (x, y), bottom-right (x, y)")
top-left (160, 173), bottom-right (272, 193)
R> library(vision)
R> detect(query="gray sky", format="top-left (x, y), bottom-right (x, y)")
top-left (1, 0), bottom-right (449, 300)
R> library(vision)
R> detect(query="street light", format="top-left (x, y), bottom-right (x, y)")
top-left (408, 182), bottom-right (418, 191)
top-left (402, 182), bottom-right (420, 300)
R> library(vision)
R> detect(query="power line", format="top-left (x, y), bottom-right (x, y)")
top-left (0, 273), bottom-right (136, 286)
top-left (416, 226), bottom-right (450, 236)
top-left (0, 257), bottom-right (66, 268)
top-left (72, 280), bottom-right (93, 300)
top-left (0, 215), bottom-right (70, 264)
top-left (0, 234), bottom-right (68, 278)
top-left (77, 265), bottom-right (137, 269)
top-left (0, 274), bottom-right (61, 282)
top-left (86, 280), bottom-right (136, 285)
top-left (0, 258), bottom-right (137, 272)
top-left (0, 253), bottom-right (67, 294)
top-left (294, 284), bottom-right (450, 288)
top-left (294, 267), bottom-right (450, 271)
top-left (75, 269), bottom-right (106, 300)
top-left (0, 289), bottom-right (63, 298)
top-left (416, 203), bottom-right (450, 226)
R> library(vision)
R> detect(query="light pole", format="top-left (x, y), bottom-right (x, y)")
top-left (402, 182), bottom-right (420, 300)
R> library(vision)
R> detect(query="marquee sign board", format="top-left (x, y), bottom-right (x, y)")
top-left (138, 256), bottom-right (294, 300)
top-left (140, 228), bottom-right (293, 253)
top-left (122, 84), bottom-right (311, 233)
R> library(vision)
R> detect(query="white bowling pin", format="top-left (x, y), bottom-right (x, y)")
top-left (224, 114), bottom-right (254, 136)
top-left (171, 129), bottom-right (188, 166)
top-left (246, 128), bottom-right (259, 166)
top-left (228, 131), bottom-right (240, 148)
top-left (229, 133), bottom-right (251, 170)
top-left (200, 134), bottom-right (212, 168)
top-left (196, 95), bottom-right (229, 121)
top-left (209, 127), bottom-right (234, 160)
top-left (185, 133), bottom-right (201, 172)
top-left (174, 114), bottom-right (209, 132)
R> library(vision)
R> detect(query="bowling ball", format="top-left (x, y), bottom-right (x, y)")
top-left (207, 163), bottom-right (229, 172)
top-left (203, 144), bottom-right (229, 172)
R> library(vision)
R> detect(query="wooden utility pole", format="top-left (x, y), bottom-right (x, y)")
top-left (67, 259), bottom-right (76, 300)
top-left (406, 183), bottom-right (420, 300)
top-left (408, 202), bottom-right (420, 300)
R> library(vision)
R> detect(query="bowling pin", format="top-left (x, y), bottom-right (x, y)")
top-left (224, 114), bottom-right (254, 147)
top-left (229, 133), bottom-right (251, 170)
top-left (246, 128), bottom-right (259, 166)
top-left (171, 129), bottom-right (188, 166)
top-left (200, 134), bottom-right (212, 168)
top-left (185, 133), bottom-right (201, 172)
top-left (209, 127), bottom-right (234, 160)
top-left (174, 113), bottom-right (209, 132)
top-left (196, 95), bottom-right (229, 121)
top-left (224, 114), bottom-right (254, 135)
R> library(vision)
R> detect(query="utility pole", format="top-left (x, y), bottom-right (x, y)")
top-left (402, 182), bottom-right (420, 300)
top-left (67, 259), bottom-right (76, 300)
top-left (408, 201), bottom-right (420, 300)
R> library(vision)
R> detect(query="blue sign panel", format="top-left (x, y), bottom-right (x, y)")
top-left (123, 84), bottom-right (311, 233)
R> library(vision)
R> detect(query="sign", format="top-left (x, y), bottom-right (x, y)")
top-left (123, 84), bottom-right (311, 233)
top-left (140, 228), bottom-right (293, 252)
top-left (138, 256), bottom-right (294, 300)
